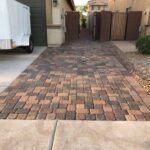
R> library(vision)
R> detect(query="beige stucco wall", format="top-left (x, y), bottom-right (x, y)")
top-left (59, 0), bottom-right (73, 45)
top-left (108, 0), bottom-right (125, 12)
top-left (108, 0), bottom-right (150, 36)
top-left (45, 0), bottom-right (52, 25)
top-left (46, 0), bottom-right (73, 47)
top-left (108, 0), bottom-right (150, 12)
top-left (131, 0), bottom-right (150, 11)
top-left (60, 0), bottom-right (73, 11)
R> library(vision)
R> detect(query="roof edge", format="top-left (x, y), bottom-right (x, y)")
top-left (66, 0), bottom-right (75, 11)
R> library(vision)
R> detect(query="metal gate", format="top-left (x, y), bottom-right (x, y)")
top-left (99, 11), bottom-right (112, 41)
top-left (125, 11), bottom-right (142, 40)
top-left (111, 13), bottom-right (127, 40)
top-left (65, 12), bottom-right (80, 42)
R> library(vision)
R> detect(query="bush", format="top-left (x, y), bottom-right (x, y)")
top-left (136, 36), bottom-right (150, 54)
top-left (81, 18), bottom-right (86, 28)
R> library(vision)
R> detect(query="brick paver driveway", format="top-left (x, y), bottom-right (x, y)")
top-left (0, 33), bottom-right (150, 120)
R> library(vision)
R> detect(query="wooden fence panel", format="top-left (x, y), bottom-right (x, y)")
top-left (88, 11), bottom-right (142, 42)
top-left (111, 13), bottom-right (127, 40)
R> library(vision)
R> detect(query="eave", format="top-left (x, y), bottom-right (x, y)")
top-left (66, 0), bottom-right (75, 11)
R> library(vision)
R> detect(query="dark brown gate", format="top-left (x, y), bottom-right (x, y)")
top-left (65, 12), bottom-right (80, 42)
top-left (125, 11), bottom-right (142, 40)
top-left (93, 12), bottom-right (101, 40)
top-left (88, 12), bottom-right (94, 33)
top-left (100, 11), bottom-right (112, 41)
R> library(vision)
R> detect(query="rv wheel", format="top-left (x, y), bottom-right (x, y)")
top-left (25, 36), bottom-right (34, 53)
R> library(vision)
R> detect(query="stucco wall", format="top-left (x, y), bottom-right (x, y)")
top-left (108, 0), bottom-right (150, 36)
top-left (60, 0), bottom-right (73, 12)
top-left (108, 0), bottom-right (150, 12)
top-left (108, 0), bottom-right (132, 12)
top-left (59, 0), bottom-right (73, 44)
top-left (45, 0), bottom-right (52, 25)
top-left (46, 0), bottom-right (73, 47)
top-left (131, 0), bottom-right (150, 11)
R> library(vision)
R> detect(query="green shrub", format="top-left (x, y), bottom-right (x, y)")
top-left (136, 36), bottom-right (150, 54)
top-left (81, 18), bottom-right (86, 28)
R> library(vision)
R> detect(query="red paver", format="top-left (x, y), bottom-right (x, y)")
top-left (0, 30), bottom-right (150, 120)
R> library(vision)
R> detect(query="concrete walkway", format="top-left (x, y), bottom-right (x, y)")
top-left (0, 47), bottom-right (46, 92)
top-left (112, 41), bottom-right (137, 53)
top-left (0, 120), bottom-right (150, 150)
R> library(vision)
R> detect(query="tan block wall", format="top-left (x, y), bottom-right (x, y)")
top-left (108, 0), bottom-right (125, 12)
top-left (108, 0), bottom-right (132, 12)
top-left (108, 0), bottom-right (150, 12)
top-left (131, 0), bottom-right (150, 11)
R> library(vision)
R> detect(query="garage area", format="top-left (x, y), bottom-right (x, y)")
top-left (17, 0), bottom-right (47, 46)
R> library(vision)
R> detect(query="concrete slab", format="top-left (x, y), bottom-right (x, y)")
top-left (0, 120), bottom-right (56, 150)
top-left (112, 41), bottom-right (137, 53)
top-left (53, 121), bottom-right (150, 150)
top-left (0, 47), bottom-right (46, 92)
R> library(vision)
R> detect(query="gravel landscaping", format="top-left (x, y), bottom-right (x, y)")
top-left (111, 42), bottom-right (150, 94)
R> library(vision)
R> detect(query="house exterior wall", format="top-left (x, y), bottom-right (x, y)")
top-left (61, 0), bottom-right (73, 11)
top-left (108, 0), bottom-right (150, 36)
top-left (131, 0), bottom-right (150, 11)
top-left (89, 5), bottom-right (108, 11)
top-left (46, 0), bottom-right (73, 47)
top-left (45, 0), bottom-right (52, 25)
top-left (108, 0), bottom-right (132, 12)
top-left (108, 0), bottom-right (150, 12)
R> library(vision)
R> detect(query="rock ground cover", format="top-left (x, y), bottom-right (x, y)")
top-left (111, 42), bottom-right (150, 94)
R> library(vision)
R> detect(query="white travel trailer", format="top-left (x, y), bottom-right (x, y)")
top-left (0, 0), bottom-right (34, 53)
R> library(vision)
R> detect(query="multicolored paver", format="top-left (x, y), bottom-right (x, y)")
top-left (0, 34), bottom-right (150, 120)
